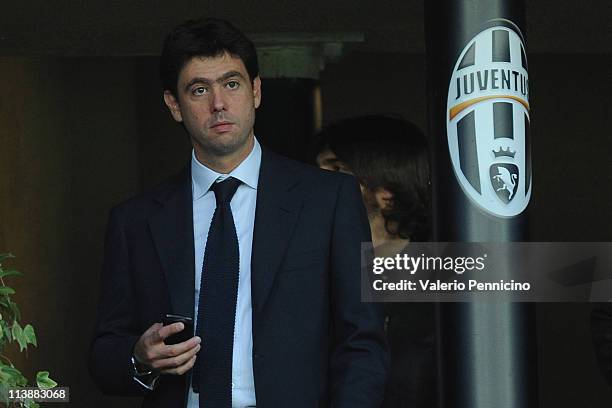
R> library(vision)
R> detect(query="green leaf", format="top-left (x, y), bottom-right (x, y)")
top-left (0, 366), bottom-right (10, 382)
top-left (36, 371), bottom-right (57, 389)
top-left (0, 269), bottom-right (20, 278)
top-left (3, 324), bottom-right (11, 342)
top-left (16, 373), bottom-right (27, 386)
top-left (0, 382), bottom-right (8, 404)
top-left (11, 321), bottom-right (27, 352)
top-left (23, 324), bottom-right (37, 347)
top-left (0, 287), bottom-right (15, 296)
top-left (0, 364), bottom-right (26, 385)
top-left (25, 399), bottom-right (40, 408)
top-left (0, 253), bottom-right (15, 262)
top-left (7, 300), bottom-right (21, 322)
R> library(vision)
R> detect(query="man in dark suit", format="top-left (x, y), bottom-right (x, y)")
top-left (89, 17), bottom-right (388, 408)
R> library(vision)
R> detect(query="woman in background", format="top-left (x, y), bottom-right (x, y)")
top-left (316, 115), bottom-right (436, 408)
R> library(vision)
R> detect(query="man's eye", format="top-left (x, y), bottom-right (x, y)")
top-left (226, 80), bottom-right (240, 90)
top-left (193, 86), bottom-right (207, 96)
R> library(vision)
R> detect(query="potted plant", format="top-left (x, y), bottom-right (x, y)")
top-left (0, 253), bottom-right (56, 408)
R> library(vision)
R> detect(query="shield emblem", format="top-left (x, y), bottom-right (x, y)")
top-left (446, 22), bottom-right (532, 218)
top-left (490, 163), bottom-right (519, 204)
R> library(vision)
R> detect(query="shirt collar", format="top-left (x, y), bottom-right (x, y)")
top-left (191, 137), bottom-right (262, 201)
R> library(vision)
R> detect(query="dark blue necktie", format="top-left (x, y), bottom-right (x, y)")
top-left (193, 176), bottom-right (241, 408)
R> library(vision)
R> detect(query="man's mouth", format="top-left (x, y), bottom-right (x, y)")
top-left (210, 121), bottom-right (234, 132)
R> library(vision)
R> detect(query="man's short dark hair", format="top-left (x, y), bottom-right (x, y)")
top-left (160, 17), bottom-right (259, 97)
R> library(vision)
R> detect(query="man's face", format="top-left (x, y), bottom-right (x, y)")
top-left (164, 53), bottom-right (261, 160)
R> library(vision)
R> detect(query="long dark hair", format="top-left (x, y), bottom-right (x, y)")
top-left (317, 115), bottom-right (430, 241)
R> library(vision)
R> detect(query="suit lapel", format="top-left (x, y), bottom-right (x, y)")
top-left (146, 151), bottom-right (302, 319)
top-left (148, 168), bottom-right (196, 319)
top-left (251, 149), bottom-right (303, 314)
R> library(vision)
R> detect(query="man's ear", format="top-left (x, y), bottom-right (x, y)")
top-left (252, 76), bottom-right (262, 109)
top-left (163, 90), bottom-right (183, 122)
top-left (374, 188), bottom-right (394, 210)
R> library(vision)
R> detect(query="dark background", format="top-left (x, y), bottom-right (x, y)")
top-left (0, 1), bottom-right (611, 406)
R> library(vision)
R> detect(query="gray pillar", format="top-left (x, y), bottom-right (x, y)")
top-left (424, 2), bottom-right (537, 407)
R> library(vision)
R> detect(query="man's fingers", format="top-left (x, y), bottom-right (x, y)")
top-left (154, 344), bottom-right (201, 374)
top-left (163, 336), bottom-right (201, 357)
top-left (142, 322), bottom-right (163, 342)
top-left (146, 322), bottom-right (163, 333)
top-left (159, 354), bottom-right (197, 376)
top-left (134, 322), bottom-right (164, 364)
top-left (157, 322), bottom-right (184, 340)
top-left (135, 323), bottom-right (200, 370)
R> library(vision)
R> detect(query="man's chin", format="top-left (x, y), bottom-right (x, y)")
top-left (195, 134), bottom-right (251, 157)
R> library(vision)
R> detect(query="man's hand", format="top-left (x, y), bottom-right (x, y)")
top-left (133, 322), bottom-right (201, 375)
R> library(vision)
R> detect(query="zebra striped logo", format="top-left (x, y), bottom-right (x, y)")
top-left (446, 22), bottom-right (531, 218)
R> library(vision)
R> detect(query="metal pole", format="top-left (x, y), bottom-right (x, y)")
top-left (425, 1), bottom-right (537, 407)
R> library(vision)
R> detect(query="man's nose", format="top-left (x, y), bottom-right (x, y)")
top-left (211, 88), bottom-right (227, 112)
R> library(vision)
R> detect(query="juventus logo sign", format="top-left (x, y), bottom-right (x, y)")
top-left (446, 21), bottom-right (532, 218)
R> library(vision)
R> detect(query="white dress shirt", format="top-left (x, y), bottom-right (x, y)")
top-left (187, 139), bottom-right (260, 408)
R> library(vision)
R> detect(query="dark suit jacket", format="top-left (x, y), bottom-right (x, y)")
top-left (89, 148), bottom-right (389, 407)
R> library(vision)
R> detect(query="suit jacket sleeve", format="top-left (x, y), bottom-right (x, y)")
top-left (89, 206), bottom-right (148, 396)
top-left (329, 175), bottom-right (389, 407)
top-left (592, 303), bottom-right (612, 385)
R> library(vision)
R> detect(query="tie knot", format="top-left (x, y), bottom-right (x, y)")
top-left (211, 177), bottom-right (241, 205)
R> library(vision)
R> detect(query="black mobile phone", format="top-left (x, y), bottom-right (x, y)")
top-left (162, 314), bottom-right (194, 345)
